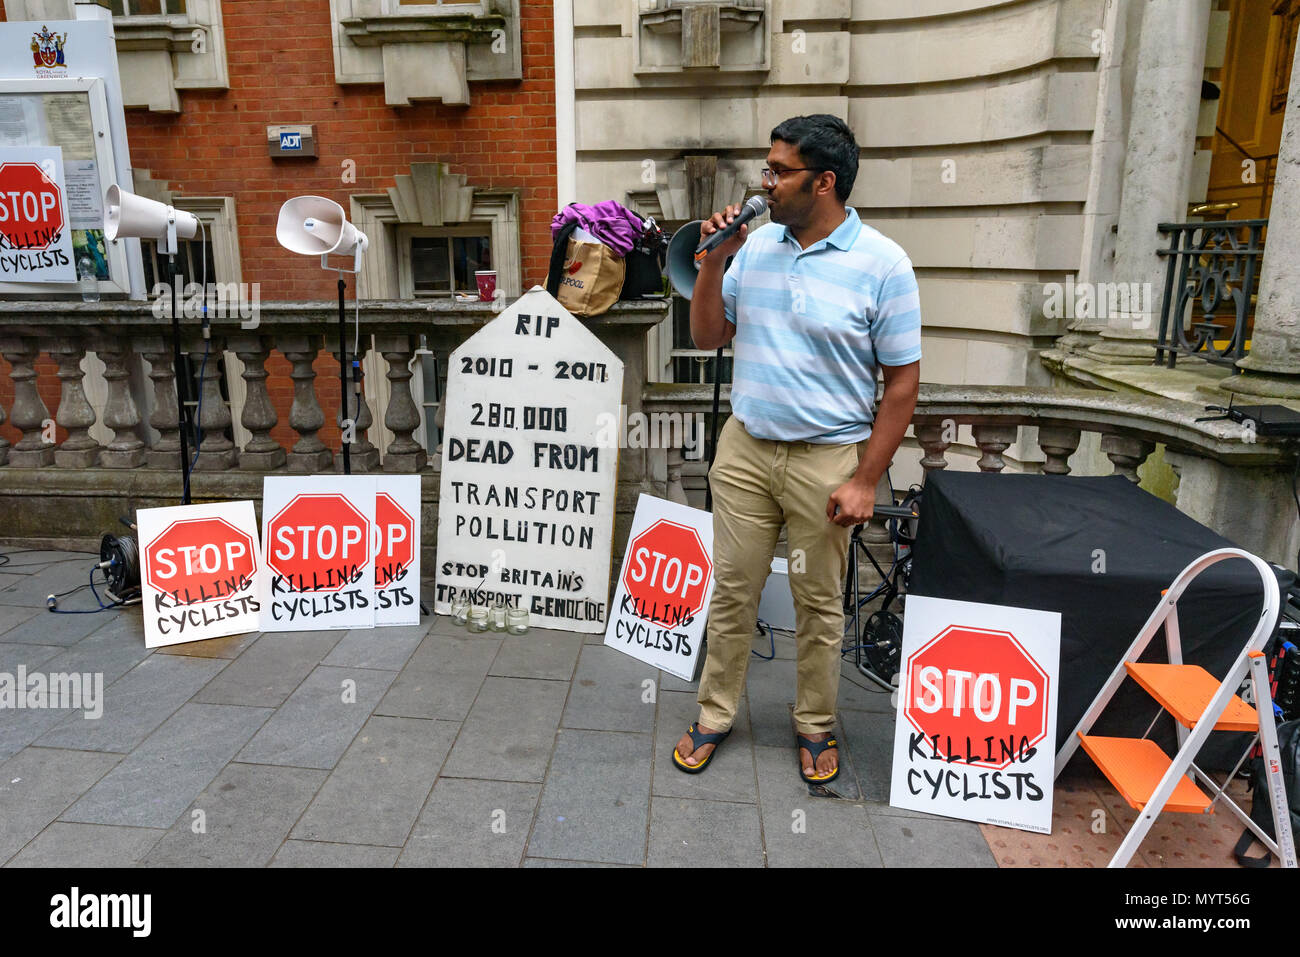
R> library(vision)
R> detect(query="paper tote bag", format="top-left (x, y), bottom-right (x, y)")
top-left (547, 224), bottom-right (626, 317)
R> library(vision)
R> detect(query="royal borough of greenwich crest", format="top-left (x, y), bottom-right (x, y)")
top-left (31, 25), bottom-right (69, 74)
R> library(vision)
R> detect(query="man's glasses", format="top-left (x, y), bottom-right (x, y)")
top-left (760, 167), bottom-right (822, 187)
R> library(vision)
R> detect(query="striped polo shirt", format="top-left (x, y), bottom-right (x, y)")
top-left (721, 207), bottom-right (922, 444)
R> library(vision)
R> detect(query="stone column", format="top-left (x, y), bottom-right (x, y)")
top-left (0, 338), bottom-right (53, 468)
top-left (185, 335), bottom-right (237, 470)
top-left (1089, 0), bottom-right (1212, 364)
top-left (377, 334), bottom-right (427, 473)
top-left (282, 335), bottom-right (334, 473)
top-left (138, 335), bottom-right (185, 471)
top-left (1037, 426), bottom-right (1081, 475)
top-left (333, 344), bottom-right (379, 472)
top-left (96, 338), bottom-right (146, 468)
top-left (916, 424), bottom-right (951, 475)
top-left (1223, 34), bottom-right (1300, 398)
top-left (51, 337), bottom-right (100, 468)
top-left (228, 334), bottom-right (285, 470)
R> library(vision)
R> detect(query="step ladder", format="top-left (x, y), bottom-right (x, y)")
top-left (1054, 547), bottom-right (1296, 868)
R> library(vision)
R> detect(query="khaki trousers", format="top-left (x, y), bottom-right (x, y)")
top-left (697, 416), bottom-right (867, 736)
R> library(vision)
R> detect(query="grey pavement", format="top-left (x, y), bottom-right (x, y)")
top-left (0, 545), bottom-right (995, 868)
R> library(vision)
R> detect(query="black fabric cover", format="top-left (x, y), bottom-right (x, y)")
top-left (908, 471), bottom-right (1293, 770)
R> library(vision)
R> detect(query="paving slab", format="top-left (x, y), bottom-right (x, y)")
top-left (744, 658), bottom-right (800, 747)
top-left (868, 811), bottom-right (997, 868)
top-left (489, 627), bottom-right (583, 681)
top-left (0, 641), bottom-right (63, 673)
top-left (269, 840), bottom-right (400, 868)
top-left (753, 745), bottom-right (882, 869)
top-left (0, 747), bottom-right (121, 864)
top-left (398, 778), bottom-right (541, 868)
top-left (647, 797), bottom-right (765, 867)
top-left (0, 561), bottom-right (110, 607)
top-left (61, 702), bottom-right (272, 829)
top-left (0, 605), bottom-right (122, 645)
top-left (155, 630), bottom-right (260, 660)
top-left (839, 707), bottom-right (897, 804)
top-left (40, 616), bottom-right (154, 687)
top-left (561, 643), bottom-right (658, 733)
top-left (193, 630), bottom-right (345, 708)
top-left (235, 666), bottom-right (395, 770)
top-left (0, 605), bottom-right (41, 641)
top-left (374, 633), bottom-right (500, 721)
top-left (838, 661), bottom-right (896, 713)
top-left (442, 676), bottom-right (568, 782)
top-left (290, 716), bottom-right (458, 847)
top-left (522, 857), bottom-right (636, 868)
top-left (6, 822), bottom-right (166, 868)
top-left (322, 624), bottom-right (427, 672)
top-left (657, 668), bottom-right (698, 694)
top-left (142, 763), bottom-right (328, 868)
top-left (652, 690), bottom-right (757, 804)
top-left (36, 654), bottom-right (227, 753)
top-left (527, 728), bottom-right (652, 866)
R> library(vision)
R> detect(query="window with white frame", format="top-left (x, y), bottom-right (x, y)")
top-left (110, 0), bottom-right (187, 13)
top-left (105, 0), bottom-right (229, 112)
top-left (399, 225), bottom-right (493, 299)
top-left (396, 224), bottom-right (493, 448)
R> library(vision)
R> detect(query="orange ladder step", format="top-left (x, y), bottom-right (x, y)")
top-left (1125, 662), bottom-right (1259, 732)
top-left (1078, 734), bottom-right (1213, 813)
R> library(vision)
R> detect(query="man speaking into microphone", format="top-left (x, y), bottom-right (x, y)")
top-left (672, 114), bottom-right (922, 784)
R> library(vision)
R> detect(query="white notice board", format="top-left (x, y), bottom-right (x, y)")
top-left (0, 78), bottom-right (129, 296)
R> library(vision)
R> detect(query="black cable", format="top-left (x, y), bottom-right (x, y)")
top-left (189, 337), bottom-right (211, 474)
top-left (0, 548), bottom-right (99, 569)
top-left (752, 618), bottom-right (776, 660)
top-left (46, 565), bottom-right (127, 615)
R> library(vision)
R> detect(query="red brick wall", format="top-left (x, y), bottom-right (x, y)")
top-left (1, 0), bottom-right (558, 449)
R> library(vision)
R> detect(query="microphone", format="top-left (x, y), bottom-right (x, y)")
top-left (694, 195), bottom-right (768, 262)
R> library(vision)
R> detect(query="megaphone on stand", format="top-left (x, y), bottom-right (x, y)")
top-left (276, 195), bottom-right (370, 475)
top-left (105, 184), bottom-right (200, 255)
top-left (665, 195), bottom-right (767, 300)
top-left (104, 185), bottom-right (204, 504)
top-left (276, 195), bottom-right (368, 274)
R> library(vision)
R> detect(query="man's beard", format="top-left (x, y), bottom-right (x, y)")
top-left (768, 183), bottom-right (814, 226)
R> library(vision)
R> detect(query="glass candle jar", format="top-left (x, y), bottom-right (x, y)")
top-left (506, 607), bottom-right (529, 635)
top-left (450, 598), bottom-right (469, 627)
top-left (489, 601), bottom-right (508, 632)
top-left (467, 604), bottom-right (490, 633)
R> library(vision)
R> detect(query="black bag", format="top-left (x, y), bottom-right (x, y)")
top-left (620, 216), bottom-right (667, 300)
top-left (1234, 718), bottom-right (1300, 867)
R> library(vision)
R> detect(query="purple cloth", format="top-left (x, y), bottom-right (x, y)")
top-left (551, 201), bottom-right (644, 257)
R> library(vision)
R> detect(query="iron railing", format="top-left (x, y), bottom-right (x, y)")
top-left (1155, 219), bottom-right (1267, 369)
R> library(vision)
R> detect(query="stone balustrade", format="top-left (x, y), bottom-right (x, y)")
top-left (643, 383), bottom-right (1300, 569)
top-left (0, 297), bottom-right (669, 560)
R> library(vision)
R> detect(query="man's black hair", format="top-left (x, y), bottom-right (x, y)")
top-left (770, 114), bottom-right (859, 203)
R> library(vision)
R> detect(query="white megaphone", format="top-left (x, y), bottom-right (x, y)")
top-left (276, 195), bottom-right (368, 273)
top-left (104, 184), bottom-right (199, 255)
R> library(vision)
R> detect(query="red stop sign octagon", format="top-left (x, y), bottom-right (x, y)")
top-left (266, 493), bottom-right (370, 590)
top-left (0, 163), bottom-right (65, 251)
top-left (374, 492), bottom-right (414, 588)
top-left (903, 626), bottom-right (1049, 770)
top-left (146, 517), bottom-right (257, 599)
top-left (623, 519), bottom-right (712, 621)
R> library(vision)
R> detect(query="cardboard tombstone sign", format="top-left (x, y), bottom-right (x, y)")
top-left (434, 287), bottom-right (623, 634)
